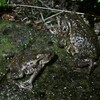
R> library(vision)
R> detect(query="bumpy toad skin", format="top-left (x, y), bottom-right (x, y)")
top-left (18, 52), bottom-right (55, 90)
top-left (9, 51), bottom-right (55, 90)
top-left (58, 13), bottom-right (100, 74)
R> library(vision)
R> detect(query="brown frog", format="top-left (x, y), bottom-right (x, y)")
top-left (58, 13), bottom-right (100, 74)
top-left (9, 51), bottom-right (55, 90)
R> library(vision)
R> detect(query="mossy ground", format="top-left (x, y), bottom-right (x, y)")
top-left (0, 20), bottom-right (100, 100)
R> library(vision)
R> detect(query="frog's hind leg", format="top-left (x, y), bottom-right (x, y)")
top-left (73, 67), bottom-right (89, 74)
top-left (18, 64), bottom-right (43, 90)
top-left (18, 68), bottom-right (38, 90)
top-left (73, 59), bottom-right (97, 75)
top-left (88, 60), bottom-right (97, 75)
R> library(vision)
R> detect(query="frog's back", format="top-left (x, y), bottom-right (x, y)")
top-left (66, 13), bottom-right (99, 59)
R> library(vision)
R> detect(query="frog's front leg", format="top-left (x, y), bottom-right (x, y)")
top-left (8, 67), bottom-right (24, 79)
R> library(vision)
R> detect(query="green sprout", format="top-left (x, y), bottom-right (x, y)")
top-left (98, 0), bottom-right (100, 2)
top-left (0, 0), bottom-right (7, 7)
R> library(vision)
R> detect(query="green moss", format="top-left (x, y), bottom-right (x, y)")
top-left (0, 0), bottom-right (7, 7)
top-left (0, 36), bottom-right (15, 57)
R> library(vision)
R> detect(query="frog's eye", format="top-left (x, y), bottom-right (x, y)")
top-left (63, 27), bottom-right (67, 32)
top-left (30, 62), bottom-right (33, 65)
top-left (62, 25), bottom-right (69, 34)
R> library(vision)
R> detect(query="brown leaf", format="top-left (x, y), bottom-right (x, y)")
top-left (2, 14), bottom-right (15, 21)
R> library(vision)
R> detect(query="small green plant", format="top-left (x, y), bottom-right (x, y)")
top-left (98, 0), bottom-right (100, 2)
top-left (0, 0), bottom-right (7, 7)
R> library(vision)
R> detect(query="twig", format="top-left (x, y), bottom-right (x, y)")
top-left (40, 12), bottom-right (51, 29)
top-left (35, 11), bottom-right (64, 24)
top-left (8, 4), bottom-right (84, 15)
top-left (38, 0), bottom-right (51, 9)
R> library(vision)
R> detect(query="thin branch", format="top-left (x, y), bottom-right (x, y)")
top-left (38, 0), bottom-right (51, 9)
top-left (35, 11), bottom-right (64, 24)
top-left (8, 4), bottom-right (85, 15)
top-left (40, 12), bottom-right (49, 28)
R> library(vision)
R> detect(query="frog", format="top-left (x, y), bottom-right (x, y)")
top-left (57, 13), bottom-right (100, 74)
top-left (8, 51), bottom-right (55, 90)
